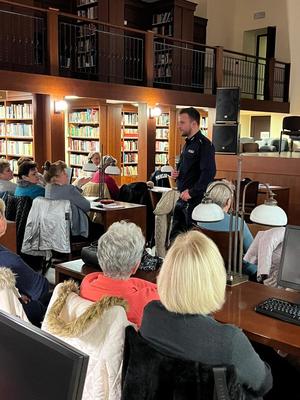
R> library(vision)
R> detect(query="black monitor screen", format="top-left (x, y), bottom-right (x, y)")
top-left (278, 225), bottom-right (300, 291)
top-left (0, 311), bottom-right (88, 400)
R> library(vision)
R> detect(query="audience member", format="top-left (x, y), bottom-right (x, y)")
top-left (149, 166), bottom-right (171, 188)
top-left (17, 156), bottom-right (46, 186)
top-left (244, 227), bottom-right (285, 287)
top-left (15, 160), bottom-right (45, 199)
top-left (0, 199), bottom-right (50, 326)
top-left (196, 179), bottom-right (256, 277)
top-left (43, 160), bottom-right (95, 238)
top-left (140, 230), bottom-right (272, 398)
top-left (80, 221), bottom-right (159, 327)
top-left (87, 151), bottom-right (100, 167)
top-left (0, 159), bottom-right (16, 194)
top-left (91, 155), bottom-right (120, 200)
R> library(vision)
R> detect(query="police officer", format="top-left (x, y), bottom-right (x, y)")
top-left (169, 107), bottom-right (216, 241)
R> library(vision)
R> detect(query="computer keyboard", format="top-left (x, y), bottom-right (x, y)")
top-left (255, 297), bottom-right (300, 326)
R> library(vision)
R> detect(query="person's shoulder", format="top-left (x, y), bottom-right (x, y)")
top-left (129, 276), bottom-right (158, 289)
top-left (0, 245), bottom-right (23, 264)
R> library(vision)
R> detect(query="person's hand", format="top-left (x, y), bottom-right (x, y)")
top-left (180, 189), bottom-right (191, 201)
top-left (19, 294), bottom-right (31, 304)
top-left (171, 170), bottom-right (179, 179)
top-left (77, 177), bottom-right (91, 188)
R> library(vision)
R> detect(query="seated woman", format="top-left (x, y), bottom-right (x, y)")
top-left (140, 230), bottom-right (272, 398)
top-left (17, 156), bottom-right (46, 186)
top-left (91, 155), bottom-right (120, 200)
top-left (43, 160), bottom-right (94, 239)
top-left (197, 179), bottom-right (256, 277)
top-left (15, 160), bottom-right (45, 199)
top-left (0, 159), bottom-right (16, 194)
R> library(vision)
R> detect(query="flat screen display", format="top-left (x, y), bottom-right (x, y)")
top-left (277, 225), bottom-right (300, 291)
top-left (0, 311), bottom-right (88, 400)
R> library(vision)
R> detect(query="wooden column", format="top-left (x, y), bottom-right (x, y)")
top-left (47, 8), bottom-right (59, 76)
top-left (147, 112), bottom-right (156, 179)
top-left (214, 46), bottom-right (224, 93)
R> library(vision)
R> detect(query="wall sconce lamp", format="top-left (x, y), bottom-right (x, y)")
top-left (54, 100), bottom-right (68, 114)
top-left (149, 106), bottom-right (162, 119)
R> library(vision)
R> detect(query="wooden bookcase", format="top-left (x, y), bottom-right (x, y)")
top-left (149, 0), bottom-right (197, 86)
top-left (121, 106), bottom-right (139, 182)
top-left (0, 93), bottom-right (37, 175)
top-left (155, 112), bottom-right (170, 168)
top-left (66, 105), bottom-right (100, 177)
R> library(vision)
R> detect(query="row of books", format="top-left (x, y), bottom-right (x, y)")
top-left (152, 11), bottom-right (172, 25)
top-left (156, 113), bottom-right (169, 126)
top-left (152, 25), bottom-right (172, 36)
top-left (6, 141), bottom-right (33, 156)
top-left (69, 109), bottom-right (99, 123)
top-left (73, 167), bottom-right (82, 178)
top-left (77, 6), bottom-right (98, 19)
top-left (6, 104), bottom-right (32, 119)
top-left (123, 113), bottom-right (138, 125)
top-left (68, 139), bottom-right (99, 152)
top-left (0, 140), bottom-right (5, 153)
top-left (123, 153), bottom-right (138, 163)
top-left (6, 123), bottom-right (33, 137)
top-left (122, 165), bottom-right (138, 176)
top-left (155, 65), bottom-right (172, 78)
top-left (155, 141), bottom-right (169, 152)
top-left (0, 123), bottom-right (5, 135)
top-left (68, 126), bottom-right (99, 137)
top-left (122, 129), bottom-right (138, 137)
top-left (69, 154), bottom-right (88, 165)
top-left (9, 159), bottom-right (19, 174)
top-left (77, 0), bottom-right (96, 6)
top-left (155, 153), bottom-right (168, 164)
top-left (77, 54), bottom-right (96, 69)
top-left (78, 23), bottom-right (96, 37)
top-left (122, 140), bottom-right (138, 151)
top-left (78, 37), bottom-right (96, 53)
top-left (156, 128), bottom-right (169, 139)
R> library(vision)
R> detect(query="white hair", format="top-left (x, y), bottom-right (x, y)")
top-left (97, 220), bottom-right (145, 280)
top-left (206, 180), bottom-right (235, 209)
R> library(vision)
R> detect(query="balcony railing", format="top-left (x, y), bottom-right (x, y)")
top-left (0, 0), bottom-right (291, 103)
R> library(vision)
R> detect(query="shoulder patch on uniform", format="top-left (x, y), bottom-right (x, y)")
top-left (188, 149), bottom-right (195, 154)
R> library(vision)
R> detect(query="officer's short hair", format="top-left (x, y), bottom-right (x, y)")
top-left (179, 107), bottom-right (200, 125)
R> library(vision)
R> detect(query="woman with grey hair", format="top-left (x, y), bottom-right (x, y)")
top-left (91, 154), bottom-right (120, 200)
top-left (80, 220), bottom-right (159, 327)
top-left (196, 179), bottom-right (256, 277)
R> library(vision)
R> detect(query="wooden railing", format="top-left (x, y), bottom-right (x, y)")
top-left (0, 0), bottom-right (291, 102)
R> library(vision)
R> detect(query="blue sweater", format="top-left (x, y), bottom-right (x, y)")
top-left (0, 245), bottom-right (48, 300)
top-left (200, 213), bottom-right (256, 275)
top-left (15, 183), bottom-right (45, 200)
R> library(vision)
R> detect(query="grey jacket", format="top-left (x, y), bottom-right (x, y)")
top-left (22, 197), bottom-right (72, 257)
top-left (45, 183), bottom-right (90, 238)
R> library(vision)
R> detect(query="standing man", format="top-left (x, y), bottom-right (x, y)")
top-left (170, 107), bottom-right (216, 241)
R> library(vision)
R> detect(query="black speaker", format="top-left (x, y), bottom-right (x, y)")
top-left (212, 124), bottom-right (239, 154)
top-left (216, 87), bottom-right (240, 123)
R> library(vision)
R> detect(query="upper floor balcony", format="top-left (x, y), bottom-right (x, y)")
top-left (0, 0), bottom-right (290, 108)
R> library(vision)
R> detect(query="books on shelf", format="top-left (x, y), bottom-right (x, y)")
top-left (123, 112), bottom-right (138, 126)
top-left (6, 103), bottom-right (32, 119)
top-left (68, 139), bottom-right (99, 152)
top-left (9, 159), bottom-right (19, 174)
top-left (155, 128), bottom-right (169, 139)
top-left (155, 141), bottom-right (168, 152)
top-left (77, 6), bottom-right (98, 19)
top-left (68, 125), bottom-right (99, 137)
top-left (123, 153), bottom-right (138, 163)
top-left (155, 153), bottom-right (168, 164)
top-left (69, 153), bottom-right (89, 166)
top-left (152, 11), bottom-right (172, 25)
top-left (122, 140), bottom-right (138, 151)
top-left (69, 108), bottom-right (99, 123)
top-left (122, 165), bottom-right (138, 176)
top-left (0, 105), bottom-right (5, 119)
top-left (0, 139), bottom-right (6, 154)
top-left (6, 123), bottom-right (32, 137)
top-left (6, 141), bottom-right (32, 156)
top-left (0, 123), bottom-right (5, 136)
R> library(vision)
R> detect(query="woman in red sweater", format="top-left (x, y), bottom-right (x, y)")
top-left (91, 155), bottom-right (120, 200)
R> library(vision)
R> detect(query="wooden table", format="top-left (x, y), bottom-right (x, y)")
top-left (88, 201), bottom-right (146, 236)
top-left (214, 281), bottom-right (300, 356)
top-left (55, 259), bottom-right (158, 285)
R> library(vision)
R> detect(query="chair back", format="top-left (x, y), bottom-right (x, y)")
top-left (42, 281), bottom-right (130, 400)
top-left (121, 326), bottom-right (243, 400)
top-left (194, 225), bottom-right (235, 269)
top-left (242, 143), bottom-right (259, 153)
top-left (81, 182), bottom-right (111, 199)
top-left (282, 116), bottom-right (300, 134)
top-left (239, 178), bottom-right (258, 211)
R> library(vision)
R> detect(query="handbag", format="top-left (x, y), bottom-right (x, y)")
top-left (81, 241), bottom-right (101, 269)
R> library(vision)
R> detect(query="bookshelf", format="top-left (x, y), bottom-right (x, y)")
top-left (0, 97), bottom-right (34, 173)
top-left (121, 108), bottom-right (139, 179)
top-left (155, 112), bottom-right (169, 168)
top-left (150, 0), bottom-right (196, 86)
top-left (66, 106), bottom-right (100, 177)
top-left (76, 1), bottom-right (99, 74)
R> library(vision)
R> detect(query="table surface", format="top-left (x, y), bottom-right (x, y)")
top-left (88, 200), bottom-right (146, 212)
top-left (214, 281), bottom-right (300, 356)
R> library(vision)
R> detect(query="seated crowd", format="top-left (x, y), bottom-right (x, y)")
top-left (0, 150), bottom-right (298, 400)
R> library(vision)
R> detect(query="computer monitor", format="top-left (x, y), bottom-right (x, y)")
top-left (277, 225), bottom-right (300, 291)
top-left (0, 310), bottom-right (88, 400)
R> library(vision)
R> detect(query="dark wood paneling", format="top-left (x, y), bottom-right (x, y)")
top-left (216, 154), bottom-right (300, 225)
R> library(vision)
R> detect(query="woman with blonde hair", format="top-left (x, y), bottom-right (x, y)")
top-left (140, 230), bottom-right (272, 398)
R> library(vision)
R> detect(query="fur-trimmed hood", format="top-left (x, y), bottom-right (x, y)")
top-left (0, 267), bottom-right (16, 290)
top-left (46, 280), bottom-right (127, 338)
